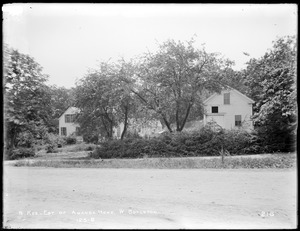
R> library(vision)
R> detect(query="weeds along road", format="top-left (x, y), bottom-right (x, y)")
top-left (3, 166), bottom-right (297, 229)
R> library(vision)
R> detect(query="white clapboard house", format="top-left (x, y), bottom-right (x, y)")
top-left (113, 119), bottom-right (164, 139)
top-left (203, 88), bottom-right (255, 131)
top-left (58, 107), bottom-right (81, 137)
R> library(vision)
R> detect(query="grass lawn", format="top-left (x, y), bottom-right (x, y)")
top-left (7, 143), bottom-right (296, 169)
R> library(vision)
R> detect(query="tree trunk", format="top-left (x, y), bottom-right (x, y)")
top-left (178, 103), bottom-right (193, 132)
top-left (161, 115), bottom-right (173, 133)
top-left (109, 121), bottom-right (113, 139)
top-left (101, 117), bottom-right (111, 139)
top-left (120, 106), bottom-right (129, 140)
top-left (9, 126), bottom-right (18, 149)
top-left (175, 102), bottom-right (181, 132)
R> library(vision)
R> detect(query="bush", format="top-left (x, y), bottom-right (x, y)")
top-left (45, 143), bottom-right (58, 153)
top-left (64, 135), bottom-right (77, 145)
top-left (6, 148), bottom-right (35, 160)
top-left (15, 131), bottom-right (36, 148)
top-left (90, 126), bottom-right (258, 159)
top-left (124, 131), bottom-right (143, 139)
top-left (83, 134), bottom-right (99, 144)
top-left (44, 133), bottom-right (66, 152)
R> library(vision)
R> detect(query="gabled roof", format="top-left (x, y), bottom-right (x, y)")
top-left (58, 106), bottom-right (80, 120)
top-left (232, 89), bottom-right (255, 104)
top-left (203, 88), bottom-right (254, 104)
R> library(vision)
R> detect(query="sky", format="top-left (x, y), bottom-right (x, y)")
top-left (3, 3), bottom-right (297, 88)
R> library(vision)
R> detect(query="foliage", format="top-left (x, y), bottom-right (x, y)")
top-left (83, 134), bottom-right (99, 144)
top-left (3, 45), bottom-right (52, 149)
top-left (46, 143), bottom-right (59, 153)
top-left (64, 135), bottom-right (77, 145)
top-left (243, 36), bottom-right (297, 152)
top-left (123, 130), bottom-right (143, 139)
top-left (90, 126), bottom-right (258, 159)
top-left (74, 61), bottom-right (138, 140)
top-left (43, 133), bottom-right (65, 153)
top-left (45, 133), bottom-right (66, 147)
top-left (125, 38), bottom-right (235, 132)
top-left (6, 147), bottom-right (35, 160)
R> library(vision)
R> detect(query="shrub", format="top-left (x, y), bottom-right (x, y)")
top-left (222, 129), bottom-right (252, 155)
top-left (124, 131), bottom-right (143, 139)
top-left (7, 148), bottom-right (35, 160)
top-left (15, 131), bottom-right (36, 148)
top-left (44, 133), bottom-right (66, 152)
top-left (56, 136), bottom-right (67, 147)
top-left (64, 135), bottom-right (77, 145)
top-left (83, 134), bottom-right (99, 144)
top-left (45, 143), bottom-right (58, 153)
top-left (90, 126), bottom-right (268, 159)
top-left (85, 144), bottom-right (95, 151)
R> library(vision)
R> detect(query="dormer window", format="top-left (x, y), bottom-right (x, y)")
top-left (224, 93), bottom-right (230, 104)
top-left (212, 106), bottom-right (218, 113)
top-left (65, 114), bottom-right (76, 123)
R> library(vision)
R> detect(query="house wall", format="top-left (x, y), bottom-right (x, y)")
top-left (139, 120), bottom-right (163, 137)
top-left (113, 119), bottom-right (163, 139)
top-left (59, 107), bottom-right (80, 136)
top-left (204, 90), bottom-right (253, 130)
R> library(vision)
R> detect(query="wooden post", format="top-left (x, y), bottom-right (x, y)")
top-left (221, 144), bottom-right (224, 164)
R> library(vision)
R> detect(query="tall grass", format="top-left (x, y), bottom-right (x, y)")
top-left (12, 153), bottom-right (296, 169)
top-left (57, 143), bottom-right (98, 153)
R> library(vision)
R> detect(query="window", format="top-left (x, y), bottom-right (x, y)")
top-left (61, 127), bottom-right (67, 136)
top-left (76, 127), bottom-right (81, 136)
top-left (212, 106), bottom-right (218, 113)
top-left (224, 93), bottom-right (230, 104)
top-left (65, 114), bottom-right (76, 123)
top-left (235, 115), bottom-right (242, 126)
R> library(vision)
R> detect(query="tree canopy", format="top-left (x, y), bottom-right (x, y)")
top-left (126, 39), bottom-right (234, 132)
top-left (243, 35), bottom-right (297, 151)
top-left (74, 61), bottom-right (138, 140)
top-left (4, 45), bottom-right (52, 148)
top-left (4, 35), bottom-right (296, 153)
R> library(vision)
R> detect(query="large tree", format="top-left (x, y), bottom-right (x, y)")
top-left (243, 36), bottom-right (297, 152)
top-left (4, 45), bottom-right (52, 148)
top-left (124, 39), bottom-right (233, 132)
top-left (74, 61), bottom-right (137, 140)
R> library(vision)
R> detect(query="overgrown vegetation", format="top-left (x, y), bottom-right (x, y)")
top-left (6, 148), bottom-right (36, 160)
top-left (64, 135), bottom-right (77, 145)
top-left (243, 36), bottom-right (297, 153)
top-left (4, 36), bottom-right (297, 161)
top-left (44, 133), bottom-right (66, 153)
top-left (57, 143), bottom-right (97, 153)
top-left (12, 153), bottom-right (296, 169)
top-left (90, 125), bottom-right (266, 159)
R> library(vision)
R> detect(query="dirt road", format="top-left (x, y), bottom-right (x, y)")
top-left (3, 166), bottom-right (297, 229)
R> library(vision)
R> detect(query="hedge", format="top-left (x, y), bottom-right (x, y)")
top-left (6, 148), bottom-right (36, 160)
top-left (90, 126), bottom-right (262, 159)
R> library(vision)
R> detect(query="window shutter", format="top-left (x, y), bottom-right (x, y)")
top-left (224, 93), bottom-right (230, 104)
